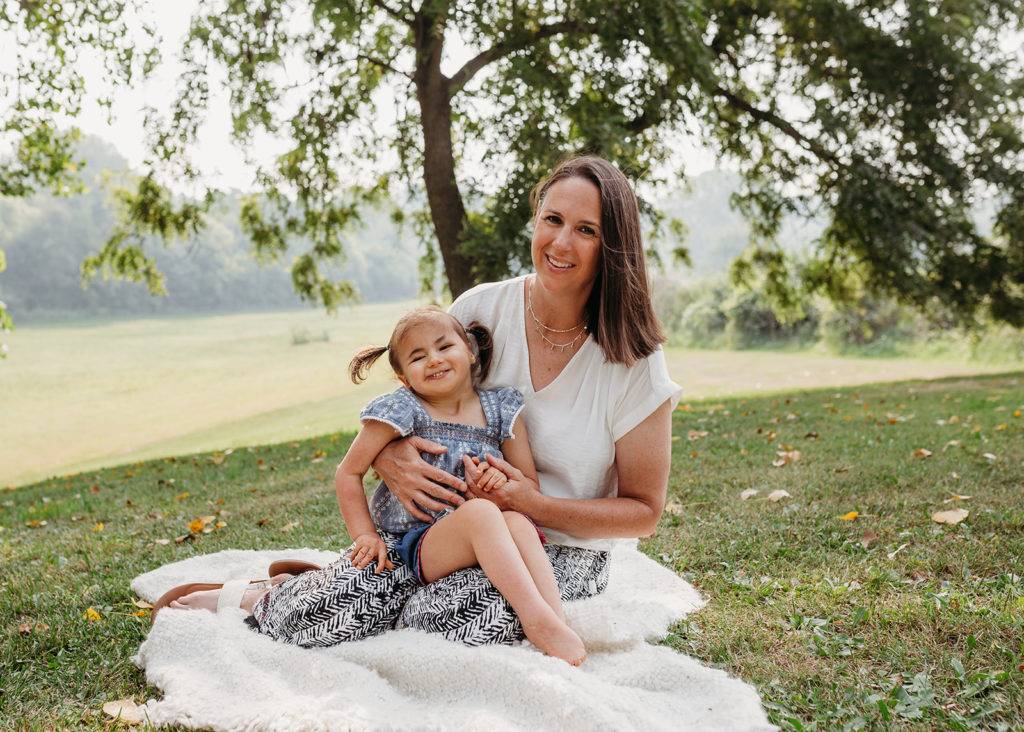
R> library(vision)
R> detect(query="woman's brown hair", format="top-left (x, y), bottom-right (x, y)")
top-left (349, 306), bottom-right (494, 386)
top-left (530, 155), bottom-right (665, 365)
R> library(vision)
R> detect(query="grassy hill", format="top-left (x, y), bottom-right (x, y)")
top-left (2, 372), bottom-right (1021, 729)
top-left (1, 306), bottom-right (1011, 488)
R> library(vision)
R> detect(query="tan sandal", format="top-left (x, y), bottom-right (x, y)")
top-left (267, 559), bottom-right (322, 577)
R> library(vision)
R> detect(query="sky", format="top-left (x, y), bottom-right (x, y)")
top-left (67, 2), bottom-right (719, 193)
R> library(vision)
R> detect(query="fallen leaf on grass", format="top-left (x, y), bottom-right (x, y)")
top-left (996, 423), bottom-right (1008, 431)
top-left (90, 484), bottom-right (101, 494)
top-left (215, 521), bottom-right (227, 530)
top-left (84, 607), bottom-right (101, 622)
top-left (859, 531), bottom-right (879, 549)
top-left (982, 452), bottom-right (997, 461)
top-left (91, 522), bottom-right (104, 533)
top-left (132, 599), bottom-right (153, 609)
top-left (932, 508), bottom-right (969, 525)
top-left (839, 511), bottom-right (860, 521)
top-left (676, 403), bottom-right (692, 412)
top-left (209, 452), bottom-right (227, 465)
top-left (25, 519), bottom-right (47, 528)
top-left (943, 440), bottom-right (961, 451)
top-left (102, 698), bottom-right (143, 725)
top-left (664, 501), bottom-right (684, 516)
top-left (740, 489), bottom-right (759, 500)
top-left (256, 517), bottom-right (270, 527)
top-left (18, 621), bottom-right (32, 635)
top-left (912, 448), bottom-right (933, 459)
top-left (767, 489), bottom-right (791, 502)
top-left (280, 521), bottom-right (300, 533)
top-left (887, 543), bottom-right (908, 560)
top-left (943, 494), bottom-right (971, 503)
top-left (188, 518), bottom-right (205, 534)
top-left (772, 450), bottom-right (801, 467)
top-left (804, 431), bottom-right (819, 439)
top-left (151, 539), bottom-right (170, 546)
top-left (1013, 409), bottom-right (1022, 418)
top-left (174, 534), bottom-right (192, 544)
top-left (174, 492), bottom-right (190, 501)
top-left (132, 610), bottom-right (148, 618)
top-left (687, 429), bottom-right (709, 441)
top-left (311, 449), bottom-right (328, 463)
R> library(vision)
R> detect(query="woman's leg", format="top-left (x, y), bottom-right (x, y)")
top-left (502, 511), bottom-right (564, 621)
top-left (398, 544), bottom-right (610, 645)
top-left (169, 573), bottom-right (293, 612)
top-left (418, 500), bottom-right (585, 664)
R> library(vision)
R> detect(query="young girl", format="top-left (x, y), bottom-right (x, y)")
top-left (337, 306), bottom-right (586, 665)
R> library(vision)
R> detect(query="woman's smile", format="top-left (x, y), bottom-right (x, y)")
top-left (543, 253), bottom-right (575, 271)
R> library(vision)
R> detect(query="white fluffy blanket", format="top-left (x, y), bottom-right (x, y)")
top-left (132, 543), bottom-right (774, 731)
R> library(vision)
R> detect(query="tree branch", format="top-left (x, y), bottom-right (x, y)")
top-left (357, 53), bottom-right (411, 80)
top-left (446, 20), bottom-right (593, 96)
top-left (370, 0), bottom-right (413, 26)
top-left (711, 83), bottom-right (840, 166)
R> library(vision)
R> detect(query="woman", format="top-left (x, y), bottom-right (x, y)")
top-left (162, 155), bottom-right (681, 647)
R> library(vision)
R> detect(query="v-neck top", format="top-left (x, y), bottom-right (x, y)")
top-left (450, 275), bottom-right (682, 551)
top-left (362, 385), bottom-right (525, 533)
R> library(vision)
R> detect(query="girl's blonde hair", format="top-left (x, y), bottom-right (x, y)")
top-left (349, 306), bottom-right (494, 385)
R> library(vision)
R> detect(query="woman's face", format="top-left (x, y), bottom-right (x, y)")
top-left (531, 176), bottom-right (602, 298)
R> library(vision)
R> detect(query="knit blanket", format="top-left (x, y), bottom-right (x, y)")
top-left (131, 542), bottom-right (774, 731)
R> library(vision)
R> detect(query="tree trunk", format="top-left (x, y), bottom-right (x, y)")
top-left (413, 6), bottom-right (475, 298)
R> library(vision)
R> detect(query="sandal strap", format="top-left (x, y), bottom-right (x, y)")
top-left (217, 579), bottom-right (251, 613)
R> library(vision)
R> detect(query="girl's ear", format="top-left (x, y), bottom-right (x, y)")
top-left (396, 373), bottom-right (410, 388)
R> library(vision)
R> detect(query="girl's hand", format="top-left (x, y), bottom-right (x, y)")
top-left (462, 454), bottom-right (536, 511)
top-left (373, 436), bottom-right (467, 522)
top-left (477, 464), bottom-right (508, 492)
top-left (350, 532), bottom-right (394, 574)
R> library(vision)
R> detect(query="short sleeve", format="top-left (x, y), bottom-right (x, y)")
top-left (359, 388), bottom-right (416, 437)
top-left (610, 349), bottom-right (683, 442)
top-left (495, 387), bottom-right (526, 441)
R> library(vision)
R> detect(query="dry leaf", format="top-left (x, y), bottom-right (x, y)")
top-left (25, 519), bottom-right (47, 528)
top-left (767, 489), bottom-right (791, 502)
top-left (859, 531), bottom-right (879, 549)
top-left (174, 534), bottom-right (192, 544)
top-left (804, 431), bottom-right (819, 439)
top-left (887, 542), bottom-right (908, 560)
top-left (676, 403), bottom-right (692, 412)
top-left (152, 539), bottom-right (171, 546)
top-left (740, 488), bottom-right (759, 500)
top-left (174, 492), bottom-right (190, 501)
top-left (90, 484), bottom-right (101, 494)
top-left (687, 429), bottom-right (709, 441)
top-left (84, 607), bottom-right (101, 622)
top-left (931, 508), bottom-right (969, 525)
top-left (280, 521), bottom-right (299, 533)
top-left (18, 621), bottom-right (32, 635)
top-left (664, 501), bottom-right (684, 516)
top-left (996, 423), bottom-right (1008, 431)
top-left (912, 448), bottom-right (933, 459)
top-left (188, 518), bottom-right (205, 534)
top-left (1013, 409), bottom-right (1022, 418)
top-left (132, 599), bottom-right (153, 609)
top-left (982, 452), bottom-right (997, 461)
top-left (132, 610), bottom-right (148, 618)
top-left (256, 517), bottom-right (270, 527)
top-left (210, 452), bottom-right (226, 465)
top-left (839, 511), bottom-right (859, 521)
top-left (943, 440), bottom-right (961, 451)
top-left (102, 698), bottom-right (143, 725)
top-left (942, 494), bottom-right (971, 503)
top-left (91, 522), bottom-right (104, 533)
top-left (215, 521), bottom-right (227, 529)
top-left (772, 450), bottom-right (801, 467)
top-left (311, 449), bottom-right (328, 462)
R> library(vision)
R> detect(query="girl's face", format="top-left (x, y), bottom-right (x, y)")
top-left (395, 317), bottom-right (475, 398)
top-left (531, 176), bottom-right (603, 298)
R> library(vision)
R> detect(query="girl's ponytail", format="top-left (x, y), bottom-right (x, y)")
top-left (465, 321), bottom-right (493, 385)
top-left (349, 345), bottom-right (389, 384)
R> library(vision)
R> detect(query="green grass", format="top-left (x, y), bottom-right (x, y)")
top-left (2, 306), bottom-right (1009, 488)
top-left (2, 372), bottom-right (1022, 729)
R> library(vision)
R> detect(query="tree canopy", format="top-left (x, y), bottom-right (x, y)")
top-left (3, 0), bottom-right (1023, 347)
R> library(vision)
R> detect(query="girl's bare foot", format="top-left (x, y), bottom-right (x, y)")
top-left (521, 609), bottom-right (587, 666)
top-left (169, 573), bottom-right (293, 613)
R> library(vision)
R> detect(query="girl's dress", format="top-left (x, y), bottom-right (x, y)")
top-left (362, 385), bottom-right (528, 583)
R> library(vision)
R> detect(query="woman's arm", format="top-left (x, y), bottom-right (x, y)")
top-left (372, 437), bottom-right (467, 522)
top-left (466, 399), bottom-right (672, 538)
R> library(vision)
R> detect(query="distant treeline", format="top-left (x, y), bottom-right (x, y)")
top-left (0, 137), bottom-right (420, 322)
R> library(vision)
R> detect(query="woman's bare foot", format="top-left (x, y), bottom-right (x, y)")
top-left (169, 573), bottom-right (293, 613)
top-left (520, 609), bottom-right (587, 666)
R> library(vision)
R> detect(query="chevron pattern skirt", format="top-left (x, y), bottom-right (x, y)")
top-left (249, 532), bottom-right (610, 648)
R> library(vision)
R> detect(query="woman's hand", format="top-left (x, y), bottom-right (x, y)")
top-left (374, 436), bottom-right (467, 522)
top-left (350, 532), bottom-right (394, 574)
top-left (462, 454), bottom-right (537, 512)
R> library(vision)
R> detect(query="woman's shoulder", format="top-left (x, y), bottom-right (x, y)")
top-left (449, 275), bottom-right (526, 322)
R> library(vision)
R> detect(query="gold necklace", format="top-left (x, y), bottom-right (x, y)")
top-left (527, 278), bottom-right (588, 352)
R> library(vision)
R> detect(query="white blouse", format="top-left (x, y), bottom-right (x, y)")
top-left (449, 275), bottom-right (682, 550)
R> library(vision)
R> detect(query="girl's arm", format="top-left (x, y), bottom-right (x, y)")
top-left (334, 420), bottom-right (402, 572)
top-left (465, 399), bottom-right (673, 538)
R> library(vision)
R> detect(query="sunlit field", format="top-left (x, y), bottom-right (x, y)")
top-left (1, 306), bottom-right (1011, 487)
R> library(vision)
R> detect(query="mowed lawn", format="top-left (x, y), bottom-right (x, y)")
top-left (1, 372), bottom-right (1022, 729)
top-left (0, 306), bottom-right (1011, 487)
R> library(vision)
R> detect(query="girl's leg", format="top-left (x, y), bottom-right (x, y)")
top-left (418, 500), bottom-right (585, 665)
top-left (502, 511), bottom-right (565, 621)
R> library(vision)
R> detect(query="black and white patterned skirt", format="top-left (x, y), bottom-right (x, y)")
top-left (249, 531), bottom-right (610, 648)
